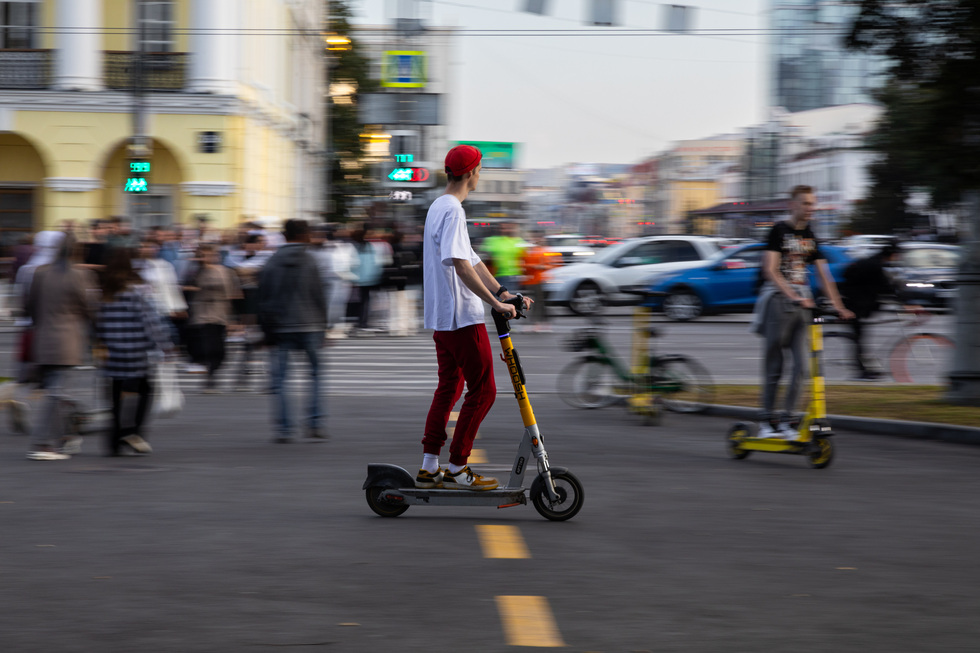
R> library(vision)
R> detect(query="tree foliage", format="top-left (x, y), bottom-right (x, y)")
top-left (847, 0), bottom-right (980, 211)
top-left (326, 1), bottom-right (379, 221)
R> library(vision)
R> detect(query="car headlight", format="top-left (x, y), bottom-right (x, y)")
top-left (905, 282), bottom-right (935, 289)
top-left (572, 250), bottom-right (594, 257)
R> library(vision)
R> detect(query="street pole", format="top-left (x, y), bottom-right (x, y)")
top-left (130, 1), bottom-right (149, 227)
top-left (945, 190), bottom-right (980, 405)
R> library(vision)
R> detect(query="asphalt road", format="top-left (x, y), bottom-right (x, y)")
top-left (3, 389), bottom-right (980, 652)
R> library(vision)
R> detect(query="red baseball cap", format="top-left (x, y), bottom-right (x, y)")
top-left (445, 145), bottom-right (482, 177)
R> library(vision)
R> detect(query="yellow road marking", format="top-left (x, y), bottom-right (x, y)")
top-left (469, 449), bottom-right (488, 464)
top-left (476, 525), bottom-right (530, 559)
top-left (450, 411), bottom-right (460, 420)
top-left (496, 595), bottom-right (565, 647)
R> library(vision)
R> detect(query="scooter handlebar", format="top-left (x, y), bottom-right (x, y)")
top-left (491, 294), bottom-right (526, 334)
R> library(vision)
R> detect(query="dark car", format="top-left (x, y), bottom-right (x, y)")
top-left (889, 243), bottom-right (962, 308)
top-left (643, 242), bottom-right (853, 321)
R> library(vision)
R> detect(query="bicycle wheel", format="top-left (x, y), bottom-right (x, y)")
top-left (889, 333), bottom-right (953, 384)
top-left (557, 358), bottom-right (621, 409)
top-left (653, 356), bottom-right (713, 413)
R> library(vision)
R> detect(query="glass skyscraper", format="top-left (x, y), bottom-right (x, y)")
top-left (771, 1), bottom-right (885, 112)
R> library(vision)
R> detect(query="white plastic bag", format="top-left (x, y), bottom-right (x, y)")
top-left (152, 361), bottom-right (184, 419)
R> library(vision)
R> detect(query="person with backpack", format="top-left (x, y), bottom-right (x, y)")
top-left (257, 219), bottom-right (328, 442)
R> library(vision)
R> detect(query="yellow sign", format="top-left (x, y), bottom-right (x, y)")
top-left (381, 51), bottom-right (427, 88)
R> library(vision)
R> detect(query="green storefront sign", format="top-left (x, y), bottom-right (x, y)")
top-left (454, 141), bottom-right (518, 169)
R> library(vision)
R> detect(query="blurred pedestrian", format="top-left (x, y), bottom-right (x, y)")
top-left (322, 227), bottom-right (357, 338)
top-left (257, 219), bottom-right (328, 442)
top-left (24, 233), bottom-right (98, 460)
top-left (96, 248), bottom-right (171, 456)
top-left (348, 228), bottom-right (384, 333)
top-left (384, 229), bottom-right (419, 336)
top-left (187, 243), bottom-right (242, 393)
top-left (226, 233), bottom-right (271, 389)
top-left (415, 145), bottom-right (530, 491)
top-left (481, 221), bottom-right (524, 294)
top-left (521, 232), bottom-right (555, 332)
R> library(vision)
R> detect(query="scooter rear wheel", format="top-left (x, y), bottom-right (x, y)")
top-left (365, 486), bottom-right (409, 517)
top-left (726, 424), bottom-right (751, 460)
top-left (531, 470), bottom-right (584, 522)
top-left (807, 437), bottom-right (834, 469)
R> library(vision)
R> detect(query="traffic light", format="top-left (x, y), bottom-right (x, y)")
top-left (125, 160), bottom-right (150, 193)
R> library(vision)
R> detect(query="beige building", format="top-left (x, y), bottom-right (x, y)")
top-left (0, 0), bottom-right (325, 245)
top-left (650, 138), bottom-right (744, 234)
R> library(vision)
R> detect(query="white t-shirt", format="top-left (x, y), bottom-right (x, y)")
top-left (423, 194), bottom-right (485, 331)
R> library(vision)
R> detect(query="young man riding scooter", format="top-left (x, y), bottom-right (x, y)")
top-left (416, 145), bottom-right (532, 490)
top-left (752, 185), bottom-right (854, 439)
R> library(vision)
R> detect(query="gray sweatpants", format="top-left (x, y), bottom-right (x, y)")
top-left (760, 294), bottom-right (809, 423)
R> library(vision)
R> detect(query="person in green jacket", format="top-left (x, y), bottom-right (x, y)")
top-left (481, 221), bottom-right (525, 294)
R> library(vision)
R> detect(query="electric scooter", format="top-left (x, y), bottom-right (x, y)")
top-left (726, 308), bottom-right (838, 469)
top-left (363, 295), bottom-right (584, 521)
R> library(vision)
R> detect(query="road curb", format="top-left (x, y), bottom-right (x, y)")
top-left (703, 404), bottom-right (980, 446)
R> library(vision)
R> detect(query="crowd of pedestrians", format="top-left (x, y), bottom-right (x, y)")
top-left (5, 215), bottom-right (425, 460)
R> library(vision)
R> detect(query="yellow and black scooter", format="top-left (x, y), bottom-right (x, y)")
top-left (726, 308), bottom-right (837, 469)
top-left (363, 295), bottom-right (584, 521)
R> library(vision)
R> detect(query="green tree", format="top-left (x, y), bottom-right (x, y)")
top-left (326, 1), bottom-right (379, 221)
top-left (847, 1), bottom-right (980, 211)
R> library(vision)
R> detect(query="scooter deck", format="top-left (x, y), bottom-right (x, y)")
top-left (739, 437), bottom-right (809, 453)
top-left (380, 487), bottom-right (528, 507)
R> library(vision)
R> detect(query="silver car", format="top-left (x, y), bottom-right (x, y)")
top-left (543, 235), bottom-right (722, 316)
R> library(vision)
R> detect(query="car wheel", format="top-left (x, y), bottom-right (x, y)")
top-left (569, 281), bottom-right (604, 316)
top-left (663, 289), bottom-right (703, 321)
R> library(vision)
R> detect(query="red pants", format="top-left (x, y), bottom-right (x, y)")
top-left (422, 324), bottom-right (496, 467)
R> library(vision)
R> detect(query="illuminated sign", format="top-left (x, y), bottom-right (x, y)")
top-left (388, 167), bottom-right (430, 183)
top-left (394, 154), bottom-right (414, 163)
top-left (389, 190), bottom-right (413, 201)
top-left (381, 51), bottom-right (427, 88)
top-left (125, 161), bottom-right (150, 193)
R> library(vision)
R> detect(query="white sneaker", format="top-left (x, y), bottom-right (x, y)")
top-left (778, 422), bottom-right (798, 441)
top-left (27, 449), bottom-right (70, 461)
top-left (757, 422), bottom-right (779, 439)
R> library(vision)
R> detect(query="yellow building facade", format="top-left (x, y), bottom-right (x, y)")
top-left (0, 0), bottom-right (324, 244)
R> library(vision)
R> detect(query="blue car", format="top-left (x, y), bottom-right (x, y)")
top-left (643, 243), bottom-right (853, 321)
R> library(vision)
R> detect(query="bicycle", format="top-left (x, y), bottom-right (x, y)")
top-left (556, 299), bottom-right (713, 417)
top-left (821, 309), bottom-right (953, 384)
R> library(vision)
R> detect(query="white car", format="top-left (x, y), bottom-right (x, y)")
top-left (543, 235), bottom-right (722, 316)
top-left (542, 233), bottom-right (596, 266)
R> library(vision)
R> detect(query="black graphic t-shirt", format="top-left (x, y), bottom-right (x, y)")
top-left (765, 221), bottom-right (824, 289)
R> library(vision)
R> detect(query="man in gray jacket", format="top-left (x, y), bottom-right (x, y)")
top-left (258, 219), bottom-right (328, 442)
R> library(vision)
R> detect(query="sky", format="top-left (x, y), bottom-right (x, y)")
top-left (348, 0), bottom-right (768, 169)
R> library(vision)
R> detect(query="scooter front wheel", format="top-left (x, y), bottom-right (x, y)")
top-left (807, 437), bottom-right (834, 469)
top-left (531, 470), bottom-right (584, 521)
top-left (365, 486), bottom-right (409, 518)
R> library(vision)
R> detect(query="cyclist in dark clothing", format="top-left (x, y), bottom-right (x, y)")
top-left (838, 243), bottom-right (918, 380)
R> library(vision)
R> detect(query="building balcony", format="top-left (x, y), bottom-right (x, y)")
top-left (104, 51), bottom-right (187, 92)
top-left (0, 50), bottom-right (52, 90)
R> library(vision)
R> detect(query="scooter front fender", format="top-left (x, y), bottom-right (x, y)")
top-left (362, 463), bottom-right (415, 490)
top-left (531, 467), bottom-right (569, 502)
